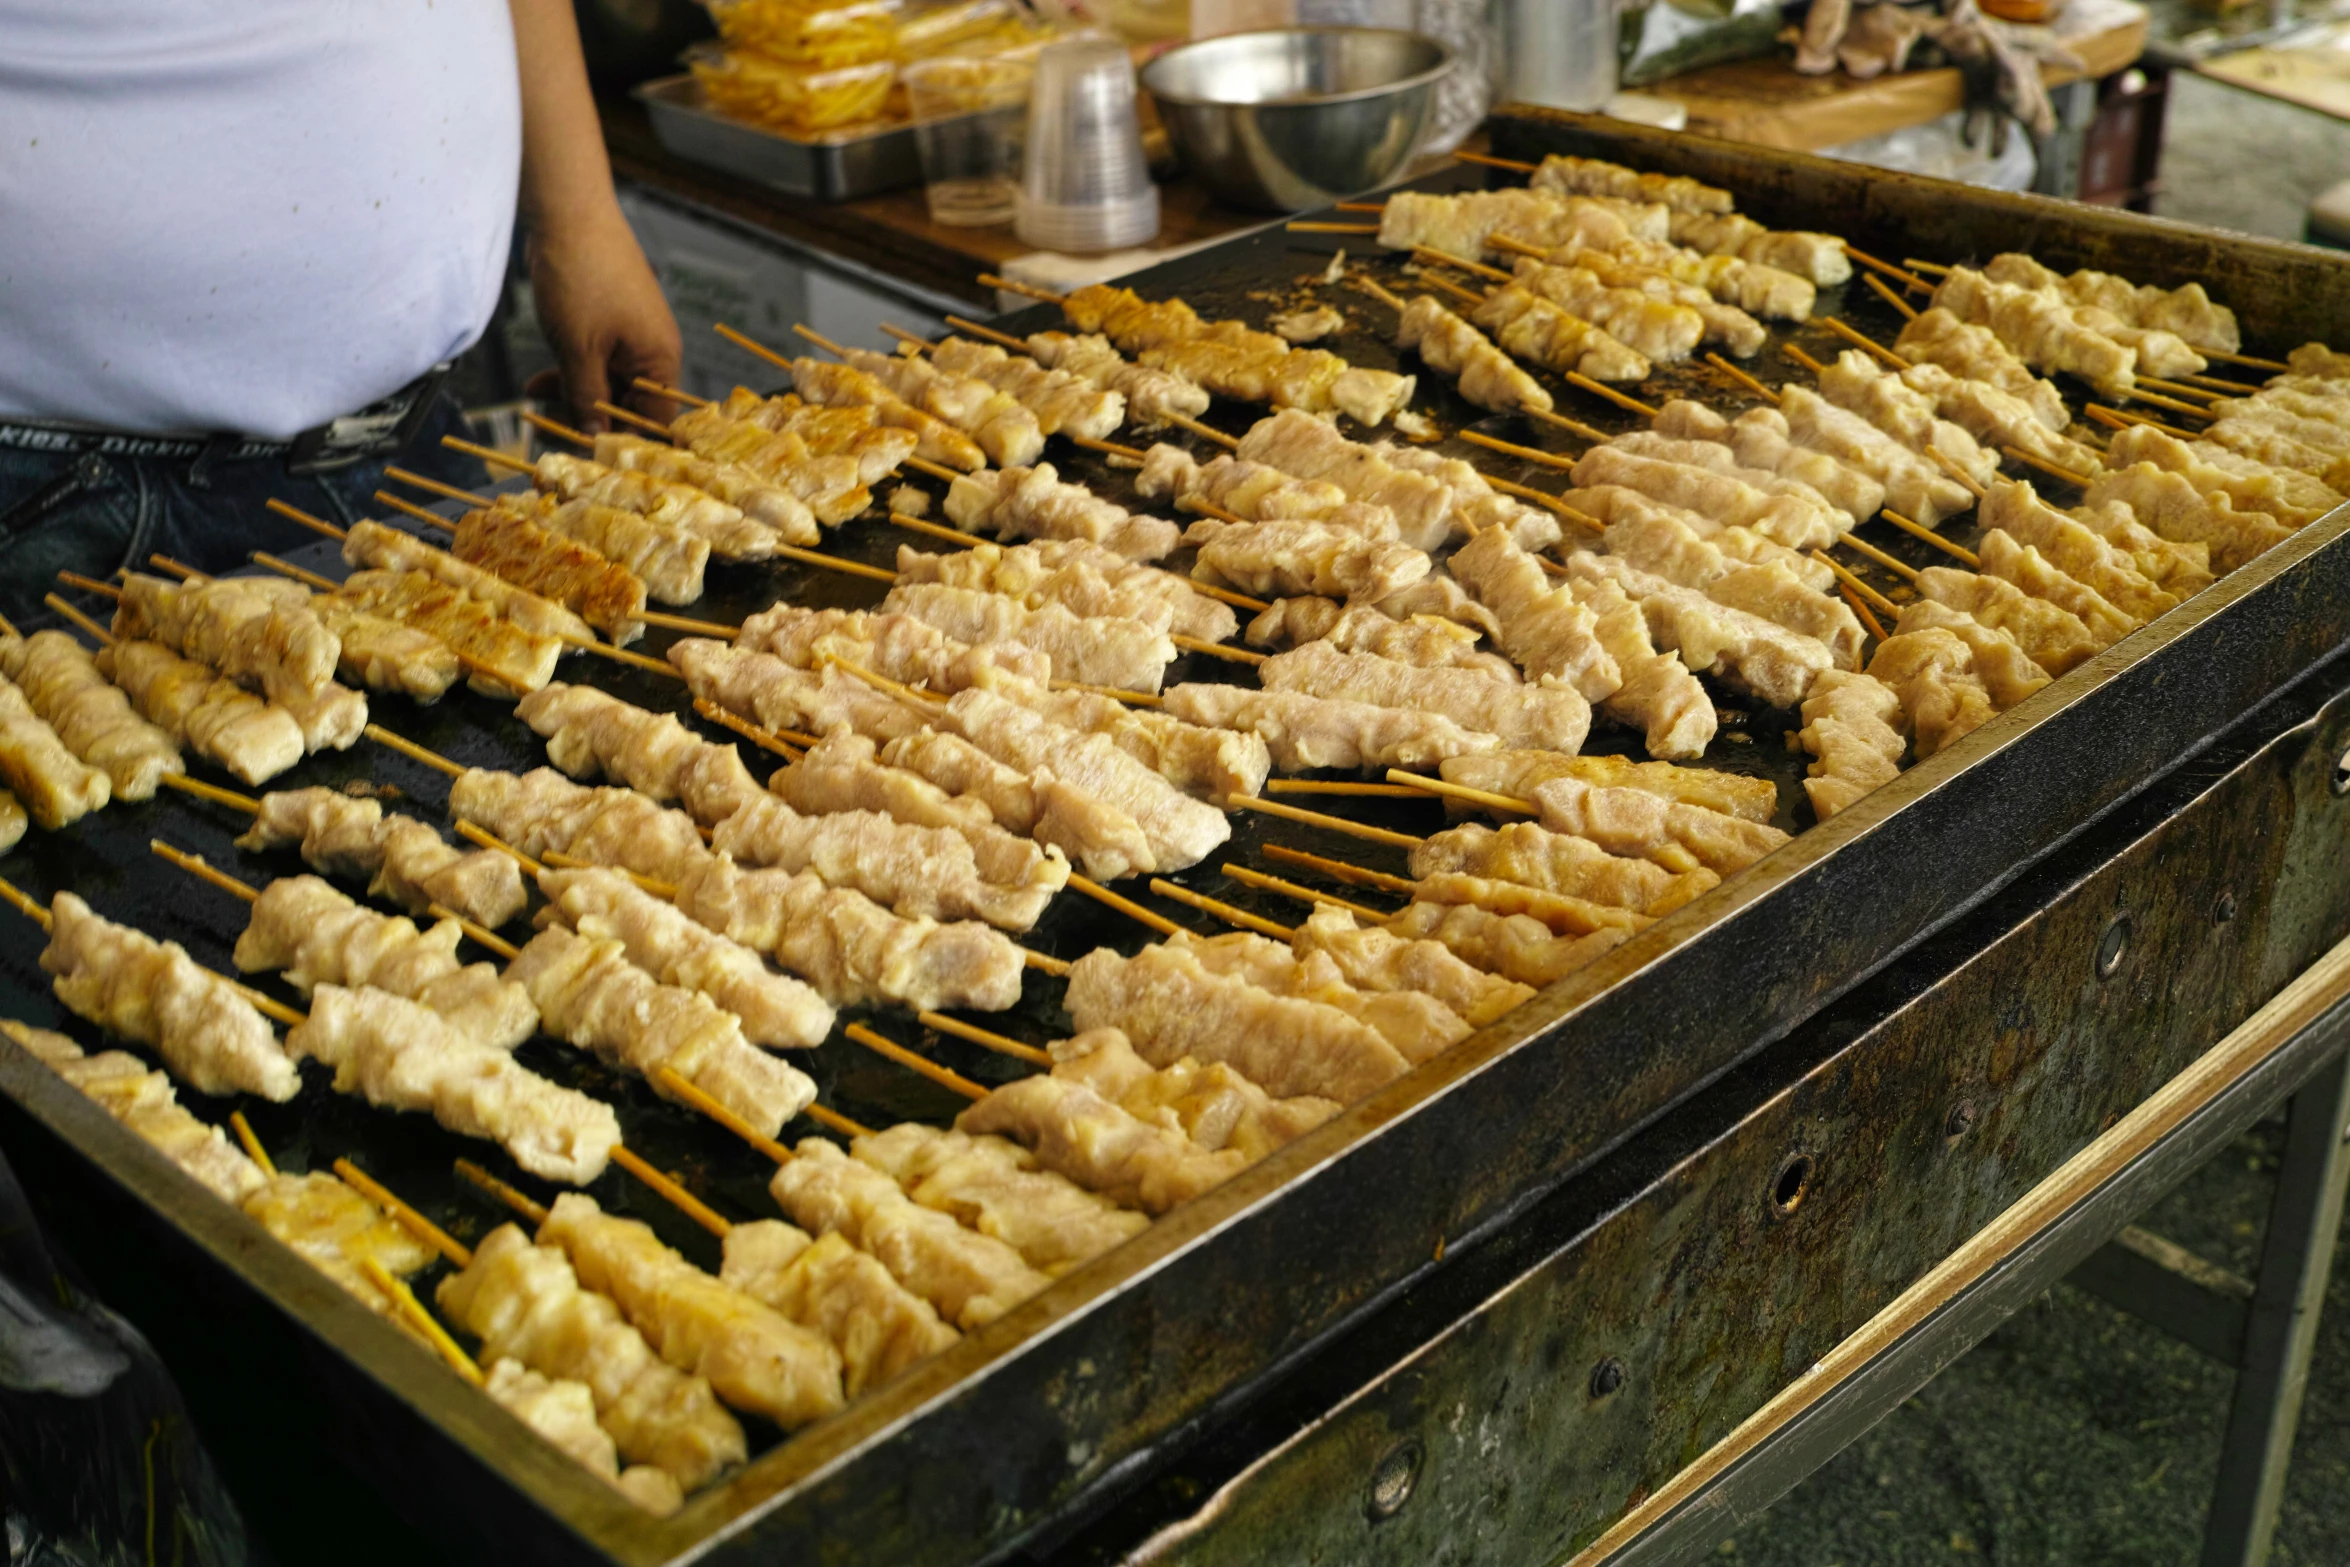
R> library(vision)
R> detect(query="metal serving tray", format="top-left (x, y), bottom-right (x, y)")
top-left (634, 73), bottom-right (922, 202)
top-left (7, 105), bottom-right (2350, 1567)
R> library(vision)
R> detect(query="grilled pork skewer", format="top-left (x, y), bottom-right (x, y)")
top-left (958, 316), bottom-right (1211, 424)
top-left (222, 783), bottom-right (529, 930)
top-left (448, 437), bottom-right (787, 561)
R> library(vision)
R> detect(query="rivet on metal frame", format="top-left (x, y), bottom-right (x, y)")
top-left (1768, 1152), bottom-right (1814, 1218)
top-left (1365, 1438), bottom-right (1424, 1521)
top-left (2096, 914), bottom-right (2132, 980)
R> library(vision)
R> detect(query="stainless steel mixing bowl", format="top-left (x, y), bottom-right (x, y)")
top-left (1140, 27), bottom-right (1454, 214)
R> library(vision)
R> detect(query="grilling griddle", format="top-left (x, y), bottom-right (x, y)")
top-left (4, 106), bottom-right (2350, 1566)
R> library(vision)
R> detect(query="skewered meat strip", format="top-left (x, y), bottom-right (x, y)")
top-left (1243, 598), bottom-right (1517, 682)
top-left (896, 538), bottom-right (1239, 643)
top-left (1261, 641), bottom-right (1593, 754)
top-left (1793, 670), bottom-right (1906, 819)
top-left (41, 892), bottom-right (299, 1100)
top-left (1549, 571), bottom-right (1717, 760)
top-left (674, 639), bottom-right (924, 747)
top-left (1649, 402), bottom-right (1886, 526)
top-left (958, 1074), bottom-right (1246, 1215)
top-left (1185, 516), bottom-right (1432, 610)
top-left (1964, 260), bottom-right (2209, 377)
top-left (1393, 295), bottom-right (1553, 414)
top-left (1915, 566), bottom-right (2097, 677)
top-left (1663, 210), bottom-right (1851, 285)
top-left (737, 604), bottom-right (1049, 693)
top-left (2065, 499), bottom-right (2215, 599)
top-left (1569, 445), bottom-right (1846, 552)
top-left (1472, 282), bottom-right (1653, 382)
top-left (537, 867), bottom-right (834, 1049)
top-left (1372, 574), bottom-right (1505, 640)
top-left (1411, 818), bottom-right (1716, 917)
top-left (671, 854), bottom-right (1026, 1013)
top-left (1448, 523), bottom-right (1623, 702)
top-left (241, 1166), bottom-right (437, 1306)
top-left (1891, 601), bottom-right (2050, 708)
top-left (1236, 409), bottom-right (1454, 549)
top-left (943, 463), bottom-right (1180, 562)
top-left (451, 766), bottom-right (711, 888)
top-left (1779, 386), bottom-right (1975, 527)
top-left (591, 431), bottom-right (822, 542)
top-left (1046, 1027), bottom-right (1340, 1162)
top-left (1507, 257), bottom-right (1706, 363)
top-left (789, 355), bottom-right (986, 472)
top-left (447, 502), bottom-right (652, 642)
top-left (931, 336), bottom-right (1126, 440)
top-left (1409, 871), bottom-right (1671, 936)
top-left (483, 1359), bottom-right (683, 1515)
top-left (1161, 684), bottom-right (1500, 771)
top-left (881, 581), bottom-right (1177, 693)
top-left (8, 1020), bottom-right (268, 1205)
top-left (1929, 268), bottom-right (2138, 395)
top-left (1564, 468), bottom-right (1843, 587)
top-left (1165, 929), bottom-right (1472, 1064)
top-left (0, 791), bottom-right (23, 855)
top-left (1891, 308), bottom-right (2072, 433)
top-left (1978, 481), bottom-right (2177, 623)
top-left (1441, 749), bottom-right (1779, 823)
top-left (1022, 330), bottom-right (1211, 423)
top-left (1530, 153), bottom-right (1733, 214)
top-left (97, 639), bottom-right (303, 785)
top-left (1066, 943), bottom-right (1409, 1103)
top-left (1139, 447), bottom-right (1402, 544)
top-left (289, 983), bottom-right (620, 1183)
top-left (1976, 532), bottom-right (2137, 648)
top-left (1981, 253), bottom-right (2240, 354)
top-left (1375, 441), bottom-right (1569, 550)
top-left (508, 925), bottom-right (818, 1135)
top-left (1385, 899), bottom-right (1629, 989)
top-left (303, 596), bottom-right (463, 701)
top-left (275, 679), bottom-right (367, 755)
top-left (438, 1224), bottom-right (747, 1491)
top-left (2103, 423), bottom-right (2338, 531)
top-left (1530, 224), bottom-right (1816, 323)
top-left (332, 569), bottom-right (565, 696)
top-left (114, 573), bottom-right (339, 704)
top-left (1810, 351), bottom-right (2000, 487)
top-left (705, 386), bottom-right (924, 484)
top-left (244, 786), bottom-right (387, 878)
top-left (1866, 627), bottom-right (1993, 758)
top-left (1376, 188), bottom-right (1670, 260)
top-left (718, 1223), bottom-right (959, 1397)
top-left (0, 631), bottom-right (179, 800)
top-left (772, 729), bottom-right (1065, 892)
top-left (341, 520), bottom-right (594, 643)
top-left (234, 875), bottom-right (536, 1049)
top-left (1287, 902), bottom-right (1534, 1027)
top-left (997, 673), bottom-right (1271, 802)
top-left (1530, 775), bottom-right (1788, 876)
top-left (1545, 244), bottom-right (1767, 355)
top-left (0, 673), bottom-right (109, 828)
top-left (488, 491), bottom-right (703, 609)
top-left (880, 726), bottom-right (1156, 884)
top-left (1598, 508), bottom-right (1864, 669)
top-left (537, 1193), bottom-right (846, 1429)
top-left (516, 683), bottom-right (762, 827)
top-left (235, 788), bottom-right (528, 930)
top-left (2194, 412), bottom-right (2350, 494)
top-left (713, 793), bottom-right (1057, 931)
top-left (853, 1123), bottom-right (1148, 1274)
top-left (836, 346), bottom-right (1045, 468)
top-left (770, 1138), bottom-right (1050, 1329)
top-left (1873, 359), bottom-right (2104, 476)
top-left (1566, 553), bottom-right (1831, 708)
top-left (530, 451), bottom-right (780, 561)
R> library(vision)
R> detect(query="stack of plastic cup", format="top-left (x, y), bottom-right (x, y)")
top-left (1015, 39), bottom-right (1161, 254)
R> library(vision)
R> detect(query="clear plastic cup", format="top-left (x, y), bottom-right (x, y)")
top-left (904, 55), bottom-right (1035, 228)
top-left (1016, 39), bottom-right (1161, 253)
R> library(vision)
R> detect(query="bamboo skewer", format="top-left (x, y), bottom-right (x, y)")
top-left (1706, 353), bottom-right (1780, 403)
top-left (633, 378), bottom-right (713, 410)
top-left (1415, 272), bottom-right (1488, 309)
top-left (1482, 474), bottom-right (1598, 529)
top-left (2124, 388), bottom-right (2215, 421)
top-left (334, 1159), bottom-right (473, 1267)
top-left (878, 323), bottom-right (938, 352)
top-left (1881, 510), bottom-right (1979, 566)
top-left (1065, 872), bottom-right (1185, 938)
top-left (1264, 780), bottom-right (1428, 799)
top-left (1452, 150), bottom-right (1537, 174)
top-left (1564, 373), bottom-right (1660, 419)
top-left (974, 273), bottom-right (1065, 304)
top-left (363, 1255), bottom-right (485, 1386)
top-left (1147, 878), bottom-right (1295, 940)
top-left (903, 456), bottom-right (964, 484)
top-left (1842, 245), bottom-right (1927, 291)
top-left (1863, 273), bottom-right (1921, 322)
top-left (229, 1111), bottom-right (276, 1176)
top-left (43, 594), bottom-right (114, 647)
top-left (713, 322), bottom-right (795, 374)
top-left (1927, 448), bottom-right (1988, 502)
top-left (919, 1011), bottom-right (1053, 1067)
top-left (1783, 343), bottom-right (1828, 375)
top-left (1902, 258), bottom-right (1951, 277)
top-left (941, 315), bottom-right (1031, 354)
top-left (1258, 843), bottom-right (1414, 894)
top-left (1482, 417), bottom-right (1603, 455)
top-left (2087, 405), bottom-right (2198, 441)
top-left (1286, 222), bottom-right (1381, 235)
top-left (693, 699), bottom-right (813, 758)
top-left (1814, 550), bottom-right (1904, 620)
top-left (610, 1146), bottom-right (735, 1240)
top-left (2175, 372), bottom-right (2252, 394)
top-left (2137, 376), bottom-right (2224, 404)
top-left (1175, 636), bottom-right (1265, 666)
top-left (1163, 412), bottom-right (1239, 451)
top-left (1381, 770), bottom-right (1533, 815)
top-left (640, 611), bottom-right (743, 638)
top-left (0, 872), bottom-right (52, 929)
top-left (844, 1023), bottom-right (986, 1101)
top-left (1351, 275), bottom-right (1409, 314)
top-left (2001, 446), bottom-right (2091, 487)
top-left (1064, 434), bottom-right (1148, 462)
top-left (375, 490), bottom-right (457, 533)
top-left (1820, 316), bottom-right (1911, 368)
top-left (367, 722), bottom-right (468, 779)
top-left (264, 498), bottom-right (345, 542)
top-left (455, 1158), bottom-right (549, 1225)
top-left (790, 323), bottom-right (856, 360)
top-left (883, 510), bottom-right (980, 550)
top-left (2204, 348), bottom-right (2288, 372)
top-left (592, 400), bottom-right (675, 437)
top-left (1834, 533), bottom-right (1923, 583)
top-left (250, 551), bottom-right (342, 594)
top-left (158, 772), bottom-right (262, 813)
top-left (1219, 862), bottom-right (1389, 922)
top-left (1230, 794), bottom-right (1424, 848)
top-left (385, 467), bottom-right (494, 509)
top-left (521, 410), bottom-right (596, 449)
top-left (1836, 581), bottom-right (1889, 642)
top-left (1412, 245), bottom-right (1512, 284)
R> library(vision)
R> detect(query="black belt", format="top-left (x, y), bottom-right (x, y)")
top-left (0, 362), bottom-right (452, 475)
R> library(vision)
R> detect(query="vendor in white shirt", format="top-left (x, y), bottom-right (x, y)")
top-left (0, 0), bottom-right (682, 626)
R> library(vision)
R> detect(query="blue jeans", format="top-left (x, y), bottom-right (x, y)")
top-left (0, 395), bottom-right (490, 629)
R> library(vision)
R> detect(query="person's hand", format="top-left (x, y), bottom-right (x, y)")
top-left (525, 206), bottom-right (682, 433)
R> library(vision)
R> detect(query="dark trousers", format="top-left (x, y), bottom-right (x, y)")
top-left (0, 396), bottom-right (492, 629)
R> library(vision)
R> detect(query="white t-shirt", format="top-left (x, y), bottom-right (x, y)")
top-left (0, 2), bottom-right (521, 439)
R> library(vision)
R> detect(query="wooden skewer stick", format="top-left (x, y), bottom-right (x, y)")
top-left (1381, 769), bottom-right (1534, 815)
top-left (362, 1254), bottom-right (486, 1385)
top-left (1498, 413), bottom-right (1607, 451)
top-left (1414, 272), bottom-right (1488, 309)
top-left (1053, 678), bottom-right (1162, 707)
top-left (57, 570), bottom-right (123, 601)
top-left (942, 315), bottom-right (1030, 354)
top-left (658, 1064), bottom-right (795, 1161)
top-left (1229, 794), bottom-right (1424, 848)
top-left (2124, 387), bottom-right (2216, 421)
top-left (229, 1111), bottom-right (277, 1176)
top-left (1834, 533), bottom-right (1923, 583)
top-left (539, 846), bottom-right (677, 897)
top-left (883, 510), bottom-right (980, 551)
top-left (1351, 275), bottom-right (1409, 314)
top-left (384, 466), bottom-right (493, 509)
top-left (264, 497), bottom-right (346, 541)
top-left (0, 872), bottom-right (52, 930)
top-left (632, 378), bottom-right (713, 410)
top-left (158, 772), bottom-right (261, 813)
top-left (2001, 446), bottom-right (2091, 487)
top-left (1926, 447), bottom-right (1989, 502)
top-left (150, 840), bottom-right (259, 902)
top-left (693, 699), bottom-right (810, 758)
top-left (521, 410), bottom-right (596, 448)
top-left (1265, 780), bottom-right (1428, 800)
top-left (43, 594), bottom-right (115, 647)
top-left (366, 723), bottom-right (467, 779)
top-left (903, 455), bottom-right (964, 484)
top-left (1562, 372), bottom-right (1660, 419)
top-left (918, 1011), bottom-right (1052, 1067)
top-left (1783, 342), bottom-right (1828, 376)
top-left (610, 1145), bottom-right (734, 1239)
top-left (789, 323), bottom-right (856, 360)
top-left (1820, 316), bottom-right (1912, 369)
top-left (2137, 376), bottom-right (2224, 403)
top-left (640, 610), bottom-right (743, 638)
top-left (250, 551), bottom-right (343, 594)
top-left (775, 543), bottom-right (899, 584)
top-left (374, 491), bottom-right (456, 533)
top-left (1065, 872), bottom-right (1185, 938)
top-left (1841, 245), bottom-right (1928, 291)
top-left (879, 323), bottom-right (938, 352)
top-left (1837, 580), bottom-right (1889, 642)
top-left (1219, 862), bottom-right (1389, 922)
top-left (1480, 474), bottom-right (1601, 531)
top-left (1286, 221), bottom-right (1380, 235)
top-left (823, 652), bottom-right (947, 707)
top-left (1020, 946), bottom-right (1072, 977)
top-left (456, 821), bottom-right (546, 878)
top-left (1175, 494), bottom-right (1247, 526)
top-left (1814, 550), bottom-right (1904, 617)
top-left (334, 1158), bottom-right (472, 1266)
top-left (442, 435), bottom-right (535, 478)
top-left (712, 322), bottom-right (795, 374)
top-left (803, 1102), bottom-right (876, 1140)
top-left (1863, 273), bottom-right (1921, 322)
top-left (1880, 509), bottom-right (1980, 566)
top-left (1173, 635), bottom-right (1264, 666)
top-left (974, 272), bottom-right (1066, 303)
top-left (843, 1023), bottom-right (986, 1101)
top-left (1258, 842), bottom-right (1414, 894)
top-left (1411, 245), bottom-right (1513, 284)
top-left (455, 1157), bottom-right (550, 1226)
top-left (2174, 372), bottom-right (2253, 394)
top-left (1332, 201), bottom-right (1385, 213)
top-left (1902, 258), bottom-right (1952, 276)
top-left (2203, 348), bottom-right (2288, 372)
top-left (2087, 405), bottom-right (2198, 441)
top-left (1487, 232), bottom-right (1547, 259)
top-left (1706, 353), bottom-right (1780, 404)
top-left (589, 400), bottom-right (676, 440)
top-left (1147, 878), bottom-right (1295, 940)
top-left (1163, 412), bottom-right (1240, 451)
top-left (1065, 433), bottom-right (1149, 463)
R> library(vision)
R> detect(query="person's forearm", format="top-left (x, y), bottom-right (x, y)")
top-left (509, 0), bottom-right (624, 237)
